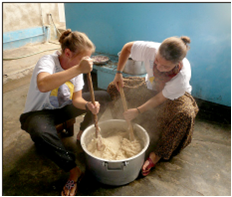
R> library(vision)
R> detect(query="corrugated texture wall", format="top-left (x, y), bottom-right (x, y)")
top-left (65, 3), bottom-right (231, 107)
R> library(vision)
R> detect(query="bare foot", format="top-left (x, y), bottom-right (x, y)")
top-left (77, 130), bottom-right (83, 141)
top-left (61, 167), bottom-right (82, 196)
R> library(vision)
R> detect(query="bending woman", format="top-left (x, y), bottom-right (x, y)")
top-left (19, 29), bottom-right (111, 195)
top-left (108, 36), bottom-right (198, 176)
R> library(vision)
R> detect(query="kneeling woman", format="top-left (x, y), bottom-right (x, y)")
top-left (108, 36), bottom-right (199, 176)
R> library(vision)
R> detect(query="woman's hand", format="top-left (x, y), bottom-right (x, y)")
top-left (113, 42), bottom-right (134, 91)
top-left (86, 101), bottom-right (100, 115)
top-left (113, 73), bottom-right (124, 91)
top-left (79, 56), bottom-right (93, 74)
top-left (123, 108), bottom-right (139, 122)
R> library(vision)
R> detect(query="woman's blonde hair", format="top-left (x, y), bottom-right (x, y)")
top-left (159, 36), bottom-right (191, 63)
top-left (59, 29), bottom-right (95, 55)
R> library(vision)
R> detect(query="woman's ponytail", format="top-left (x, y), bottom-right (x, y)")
top-left (58, 29), bottom-right (72, 45)
top-left (180, 36), bottom-right (191, 51)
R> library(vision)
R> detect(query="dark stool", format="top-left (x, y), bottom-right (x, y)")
top-left (56, 118), bottom-right (76, 137)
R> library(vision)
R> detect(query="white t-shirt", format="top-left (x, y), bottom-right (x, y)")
top-left (24, 51), bottom-right (84, 113)
top-left (131, 41), bottom-right (192, 100)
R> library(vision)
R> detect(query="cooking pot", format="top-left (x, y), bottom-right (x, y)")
top-left (118, 51), bottom-right (147, 75)
top-left (81, 119), bottom-right (150, 186)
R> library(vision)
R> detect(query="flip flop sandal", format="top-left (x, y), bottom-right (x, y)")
top-left (61, 173), bottom-right (84, 196)
top-left (141, 157), bottom-right (155, 177)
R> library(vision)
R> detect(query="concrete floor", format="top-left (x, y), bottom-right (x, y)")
top-left (3, 43), bottom-right (231, 196)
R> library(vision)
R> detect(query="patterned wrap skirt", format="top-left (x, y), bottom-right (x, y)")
top-left (107, 77), bottom-right (199, 160)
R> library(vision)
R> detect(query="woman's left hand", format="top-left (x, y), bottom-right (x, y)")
top-left (86, 101), bottom-right (100, 115)
top-left (123, 108), bottom-right (139, 121)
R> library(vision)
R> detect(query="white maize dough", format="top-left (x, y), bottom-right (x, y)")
top-left (87, 131), bottom-right (143, 160)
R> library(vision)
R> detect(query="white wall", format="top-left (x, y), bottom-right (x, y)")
top-left (3, 3), bottom-right (65, 33)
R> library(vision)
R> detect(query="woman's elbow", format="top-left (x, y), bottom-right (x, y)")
top-left (37, 82), bottom-right (49, 93)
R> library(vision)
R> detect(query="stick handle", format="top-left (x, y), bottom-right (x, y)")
top-left (119, 87), bottom-right (127, 111)
top-left (87, 73), bottom-right (99, 138)
top-left (119, 87), bottom-right (135, 141)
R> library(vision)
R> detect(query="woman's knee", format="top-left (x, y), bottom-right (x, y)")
top-left (28, 123), bottom-right (47, 142)
top-left (26, 116), bottom-right (55, 141)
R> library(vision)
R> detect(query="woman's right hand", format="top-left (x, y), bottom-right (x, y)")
top-left (79, 56), bottom-right (93, 73)
top-left (113, 42), bottom-right (134, 91)
top-left (113, 73), bottom-right (124, 91)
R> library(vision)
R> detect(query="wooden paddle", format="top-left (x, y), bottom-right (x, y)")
top-left (119, 86), bottom-right (135, 141)
top-left (86, 72), bottom-right (104, 150)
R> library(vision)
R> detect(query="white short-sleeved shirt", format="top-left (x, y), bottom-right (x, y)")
top-left (23, 51), bottom-right (84, 113)
top-left (130, 41), bottom-right (192, 100)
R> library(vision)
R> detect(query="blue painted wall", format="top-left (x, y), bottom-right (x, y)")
top-left (3, 26), bottom-right (50, 50)
top-left (65, 3), bottom-right (231, 107)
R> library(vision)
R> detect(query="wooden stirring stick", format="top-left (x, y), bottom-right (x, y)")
top-left (119, 87), bottom-right (135, 141)
top-left (87, 72), bottom-right (104, 150)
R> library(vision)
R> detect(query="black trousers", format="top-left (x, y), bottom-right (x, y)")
top-left (19, 91), bottom-right (111, 172)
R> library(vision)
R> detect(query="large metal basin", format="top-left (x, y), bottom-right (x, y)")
top-left (81, 119), bottom-right (150, 186)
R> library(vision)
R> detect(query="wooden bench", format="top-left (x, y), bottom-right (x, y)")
top-left (56, 118), bottom-right (76, 137)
